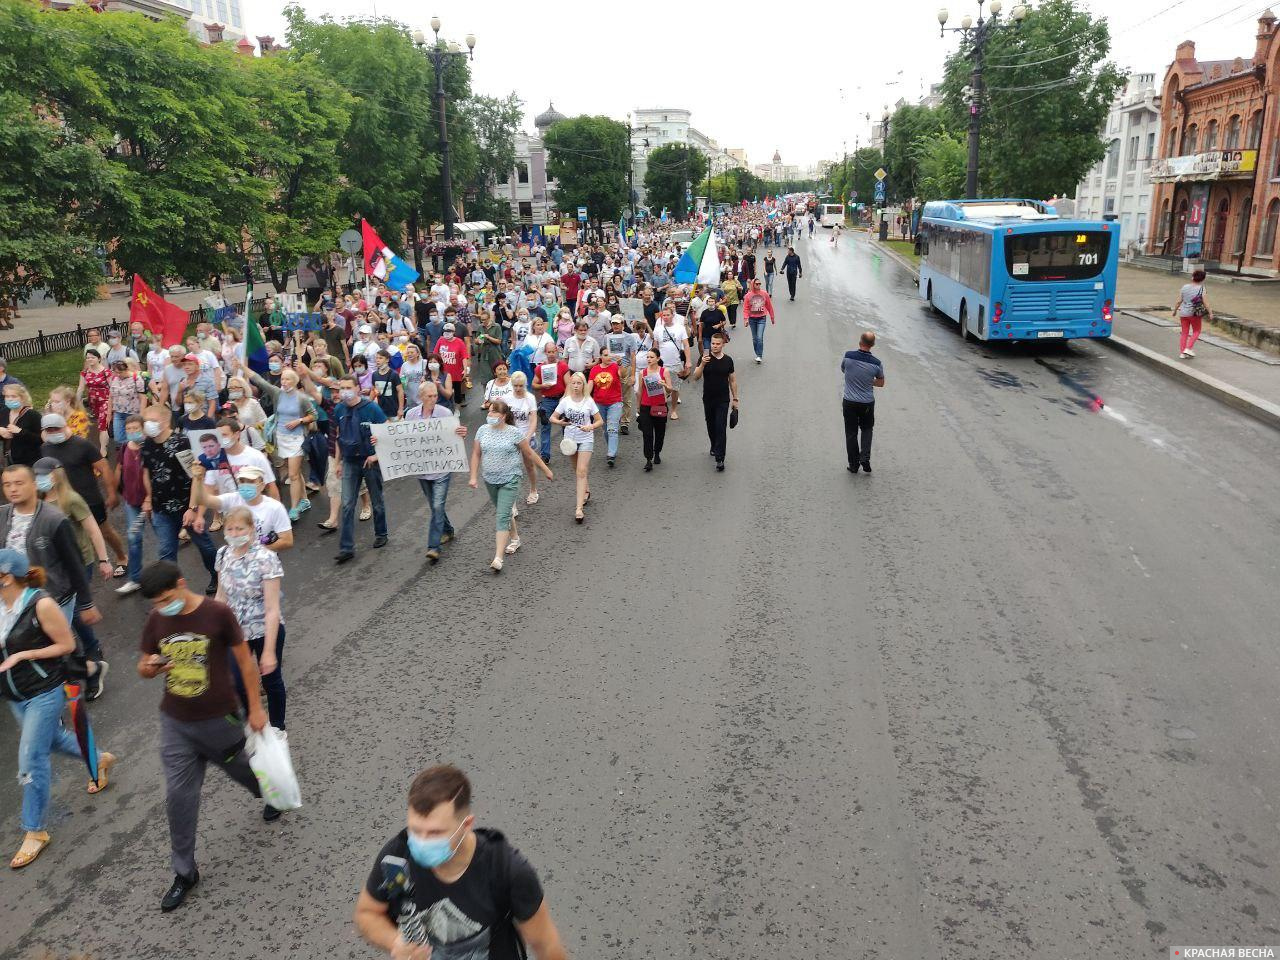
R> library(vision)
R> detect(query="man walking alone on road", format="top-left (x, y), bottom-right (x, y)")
top-left (781, 247), bottom-right (803, 301)
top-left (841, 331), bottom-right (885, 474)
top-left (691, 331), bottom-right (738, 472)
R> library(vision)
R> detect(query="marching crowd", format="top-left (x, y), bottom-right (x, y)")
top-left (0, 203), bottom-right (815, 954)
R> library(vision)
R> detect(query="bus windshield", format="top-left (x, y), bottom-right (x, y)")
top-left (1005, 231), bottom-right (1112, 282)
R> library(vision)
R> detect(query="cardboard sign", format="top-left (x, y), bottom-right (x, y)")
top-left (283, 312), bottom-right (323, 332)
top-left (370, 417), bottom-right (468, 481)
top-left (618, 297), bottom-right (644, 321)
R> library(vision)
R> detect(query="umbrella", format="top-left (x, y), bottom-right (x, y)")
top-left (64, 681), bottom-right (100, 787)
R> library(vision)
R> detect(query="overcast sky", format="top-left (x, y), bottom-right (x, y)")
top-left (244, 0), bottom-right (1271, 168)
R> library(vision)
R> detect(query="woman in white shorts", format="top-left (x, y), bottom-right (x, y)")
top-left (550, 372), bottom-right (602, 523)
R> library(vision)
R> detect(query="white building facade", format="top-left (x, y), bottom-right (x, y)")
top-left (492, 104), bottom-right (561, 227)
top-left (630, 107), bottom-right (739, 208)
top-left (1073, 73), bottom-right (1162, 250)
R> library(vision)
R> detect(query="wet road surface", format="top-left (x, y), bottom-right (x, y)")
top-left (2, 230), bottom-right (1279, 959)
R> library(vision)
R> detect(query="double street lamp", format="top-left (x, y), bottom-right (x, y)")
top-left (937, 0), bottom-right (1027, 199)
top-left (412, 18), bottom-right (476, 241)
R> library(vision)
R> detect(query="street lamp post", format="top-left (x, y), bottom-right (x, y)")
top-left (626, 113), bottom-right (636, 224)
top-left (413, 18), bottom-right (476, 243)
top-left (937, 0), bottom-right (1027, 199)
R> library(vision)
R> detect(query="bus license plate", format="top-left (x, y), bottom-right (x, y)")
top-left (1037, 331), bottom-right (1064, 338)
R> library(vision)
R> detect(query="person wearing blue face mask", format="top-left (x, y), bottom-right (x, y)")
top-left (355, 764), bottom-right (567, 960)
top-left (136, 560), bottom-right (272, 913)
top-left (0, 383), bottom-right (42, 467)
top-left (187, 463), bottom-right (293, 553)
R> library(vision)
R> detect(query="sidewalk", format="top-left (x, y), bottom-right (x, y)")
top-left (1, 274), bottom-right (319, 346)
top-left (868, 234), bottom-right (1280, 431)
top-left (1116, 263), bottom-right (1280, 352)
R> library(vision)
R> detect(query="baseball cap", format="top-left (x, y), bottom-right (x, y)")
top-left (236, 465), bottom-right (265, 481)
top-left (359, 324), bottom-right (373, 334)
top-left (443, 322), bottom-right (456, 331)
top-left (182, 352), bottom-right (201, 363)
top-left (610, 314), bottom-right (624, 323)
top-left (40, 413), bottom-right (67, 431)
top-left (32, 456), bottom-right (61, 476)
top-left (0, 549), bottom-right (30, 578)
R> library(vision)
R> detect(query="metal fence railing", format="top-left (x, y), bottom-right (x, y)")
top-left (2, 297), bottom-right (265, 362)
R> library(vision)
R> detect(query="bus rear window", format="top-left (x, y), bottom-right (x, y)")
top-left (1005, 231), bottom-right (1110, 281)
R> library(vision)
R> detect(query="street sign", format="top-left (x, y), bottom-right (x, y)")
top-left (874, 167), bottom-right (887, 182)
top-left (850, 190), bottom-right (858, 199)
top-left (577, 206), bottom-right (588, 222)
top-left (874, 181), bottom-right (886, 203)
top-left (338, 229), bottom-right (362, 254)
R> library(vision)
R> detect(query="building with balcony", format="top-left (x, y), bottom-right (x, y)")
top-left (1148, 13), bottom-right (1279, 274)
top-left (1074, 73), bottom-right (1162, 251)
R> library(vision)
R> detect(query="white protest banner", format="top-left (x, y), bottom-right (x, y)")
top-left (370, 417), bottom-right (468, 482)
top-left (619, 297), bottom-right (644, 321)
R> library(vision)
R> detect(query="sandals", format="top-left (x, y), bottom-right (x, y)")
top-left (505, 537), bottom-right (521, 555)
top-left (490, 557), bottom-right (504, 572)
top-left (10, 831), bottom-right (50, 869)
top-left (87, 752), bottom-right (116, 795)
top-left (209, 518), bottom-right (223, 533)
top-left (359, 506), bottom-right (372, 521)
top-left (525, 491), bottom-right (539, 505)
top-left (574, 509), bottom-right (584, 524)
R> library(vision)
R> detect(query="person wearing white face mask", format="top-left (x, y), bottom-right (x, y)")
top-left (224, 376), bottom-right (267, 448)
top-left (189, 463), bottom-right (292, 553)
top-left (467, 399), bottom-right (551, 572)
top-left (200, 418), bottom-right (279, 498)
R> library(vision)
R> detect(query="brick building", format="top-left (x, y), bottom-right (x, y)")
top-left (1148, 12), bottom-right (1279, 274)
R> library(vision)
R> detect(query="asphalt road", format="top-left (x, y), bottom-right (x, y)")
top-left (3, 230), bottom-right (1279, 960)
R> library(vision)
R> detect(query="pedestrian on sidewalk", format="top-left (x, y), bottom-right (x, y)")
top-left (1173, 269), bottom-right (1213, 360)
top-left (841, 331), bottom-right (885, 474)
top-left (136, 560), bottom-right (272, 912)
top-left (0, 548), bottom-right (115, 870)
top-left (691, 332), bottom-right (739, 472)
top-left (781, 247), bottom-right (803, 301)
top-left (354, 764), bottom-right (568, 960)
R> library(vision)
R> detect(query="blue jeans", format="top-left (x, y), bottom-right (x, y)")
top-left (598, 402), bottom-right (622, 458)
top-left (749, 318), bottom-right (767, 359)
top-left (10, 685), bottom-right (88, 832)
top-left (112, 411), bottom-right (130, 445)
top-left (418, 476), bottom-right (454, 550)
top-left (151, 510), bottom-right (217, 581)
top-left (536, 396), bottom-right (559, 459)
top-left (124, 502), bottom-right (146, 583)
top-left (58, 593), bottom-right (102, 664)
top-left (340, 458), bottom-right (386, 553)
top-left (764, 273), bottom-right (775, 294)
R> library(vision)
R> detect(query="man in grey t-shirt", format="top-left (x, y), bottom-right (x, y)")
top-left (840, 330), bottom-right (885, 474)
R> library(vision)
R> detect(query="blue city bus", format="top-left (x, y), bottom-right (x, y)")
top-left (917, 199), bottom-right (1120, 342)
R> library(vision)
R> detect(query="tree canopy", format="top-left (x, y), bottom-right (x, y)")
top-left (544, 115), bottom-right (630, 234)
top-left (643, 144), bottom-right (708, 217)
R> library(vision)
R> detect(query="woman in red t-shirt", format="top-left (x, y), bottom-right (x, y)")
top-left (636, 348), bottom-right (672, 472)
top-left (587, 353), bottom-right (624, 468)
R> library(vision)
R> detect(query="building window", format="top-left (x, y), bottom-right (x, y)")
top-left (1182, 123), bottom-right (1198, 154)
top-left (516, 162), bottom-right (529, 184)
top-left (1146, 132), bottom-right (1156, 160)
top-left (229, 0), bottom-right (241, 26)
top-left (1127, 135), bottom-right (1139, 169)
top-left (517, 201), bottom-right (533, 222)
top-left (1105, 140), bottom-right (1120, 177)
top-left (1157, 198), bottom-right (1170, 242)
top-left (216, 0), bottom-right (228, 22)
top-left (1167, 129), bottom-right (1178, 157)
top-left (1205, 120), bottom-right (1218, 151)
top-left (1225, 115), bottom-right (1242, 150)
top-left (1274, 137), bottom-right (1280, 178)
top-left (1104, 196), bottom-right (1116, 214)
top-left (1258, 199), bottom-right (1280, 256)
top-left (1248, 110), bottom-right (1264, 150)
top-left (1234, 195), bottom-right (1252, 257)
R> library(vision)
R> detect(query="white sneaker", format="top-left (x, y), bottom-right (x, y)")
top-left (490, 557), bottom-right (504, 572)
top-left (1185, 348), bottom-right (1196, 357)
top-left (1179, 351), bottom-right (1189, 359)
top-left (755, 356), bottom-right (762, 364)
top-left (115, 580), bottom-right (141, 595)
top-left (505, 537), bottom-right (521, 555)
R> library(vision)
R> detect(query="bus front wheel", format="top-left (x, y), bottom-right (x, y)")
top-left (959, 303), bottom-right (976, 342)
top-left (926, 282), bottom-right (937, 314)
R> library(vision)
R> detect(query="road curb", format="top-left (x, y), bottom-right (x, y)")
top-left (1099, 335), bottom-right (1280, 431)
top-left (867, 238), bottom-right (920, 280)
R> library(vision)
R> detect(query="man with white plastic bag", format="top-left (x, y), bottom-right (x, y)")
top-left (246, 725), bottom-right (301, 812)
top-left (136, 560), bottom-right (285, 913)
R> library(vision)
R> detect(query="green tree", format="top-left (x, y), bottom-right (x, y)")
top-left (914, 132), bottom-right (968, 203)
top-left (30, 4), bottom-right (268, 286)
top-left (241, 55), bottom-right (354, 293)
top-left (830, 148), bottom-right (883, 205)
top-left (884, 105), bottom-right (948, 202)
top-left (0, 0), bottom-right (120, 310)
top-left (453, 93), bottom-right (524, 226)
top-left (643, 144), bottom-right (708, 218)
top-left (544, 115), bottom-right (629, 240)
top-left (939, 0), bottom-right (1125, 197)
top-left (284, 7), bottom-right (438, 261)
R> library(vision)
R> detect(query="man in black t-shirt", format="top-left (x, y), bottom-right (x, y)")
top-left (691, 331), bottom-right (739, 471)
top-left (356, 765), bottom-right (567, 960)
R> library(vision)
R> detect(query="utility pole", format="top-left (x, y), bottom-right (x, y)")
top-left (938, 1), bottom-right (1028, 199)
top-left (414, 20), bottom-right (476, 242)
top-left (626, 113), bottom-right (636, 223)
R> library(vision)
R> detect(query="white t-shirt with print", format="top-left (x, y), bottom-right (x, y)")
top-left (203, 447), bottom-right (277, 496)
top-left (554, 395), bottom-right (600, 444)
top-left (215, 492), bottom-right (292, 545)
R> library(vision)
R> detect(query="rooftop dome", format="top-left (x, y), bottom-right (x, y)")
top-left (772, 149), bottom-right (782, 164)
top-left (534, 103), bottom-right (567, 131)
